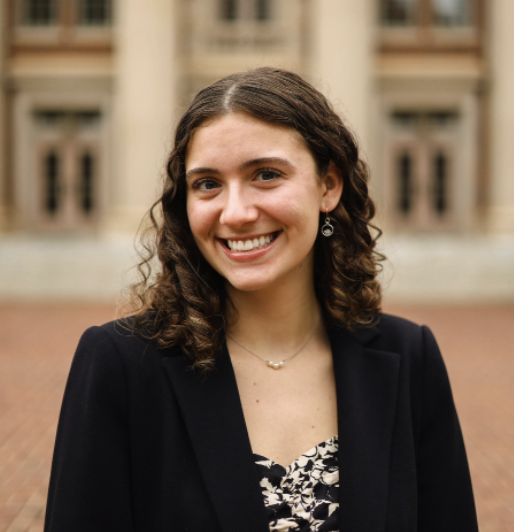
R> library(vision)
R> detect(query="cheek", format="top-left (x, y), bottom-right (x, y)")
top-left (186, 200), bottom-right (217, 244)
top-left (275, 183), bottom-right (322, 229)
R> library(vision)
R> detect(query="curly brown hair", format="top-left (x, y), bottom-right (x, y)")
top-left (129, 67), bottom-right (384, 372)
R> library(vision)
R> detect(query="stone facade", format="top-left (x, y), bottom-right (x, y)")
top-left (0, 0), bottom-right (513, 302)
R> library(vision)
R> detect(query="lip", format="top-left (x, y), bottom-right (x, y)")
top-left (218, 231), bottom-right (281, 263)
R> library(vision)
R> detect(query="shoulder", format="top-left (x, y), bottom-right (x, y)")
top-left (374, 312), bottom-right (430, 350)
top-left (346, 313), bottom-right (433, 353)
top-left (360, 314), bottom-right (455, 421)
top-left (351, 313), bottom-right (444, 373)
top-left (79, 318), bottom-right (151, 352)
top-left (73, 317), bottom-right (182, 376)
top-left (368, 313), bottom-right (448, 389)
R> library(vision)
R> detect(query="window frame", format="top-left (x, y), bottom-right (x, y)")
top-left (18, 0), bottom-right (59, 27)
top-left (75, 0), bottom-right (113, 27)
top-left (8, 0), bottom-right (113, 50)
top-left (378, 0), bottom-right (484, 53)
top-left (218, 0), bottom-right (273, 23)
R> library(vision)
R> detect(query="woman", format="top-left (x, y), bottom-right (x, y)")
top-left (44, 68), bottom-right (478, 532)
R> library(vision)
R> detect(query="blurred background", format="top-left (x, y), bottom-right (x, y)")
top-left (0, 1), bottom-right (513, 531)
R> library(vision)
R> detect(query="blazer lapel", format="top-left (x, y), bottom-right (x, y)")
top-left (162, 326), bottom-right (401, 532)
top-left (161, 345), bottom-right (269, 532)
top-left (329, 326), bottom-right (401, 532)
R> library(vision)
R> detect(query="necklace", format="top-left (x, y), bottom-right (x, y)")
top-left (226, 316), bottom-right (320, 370)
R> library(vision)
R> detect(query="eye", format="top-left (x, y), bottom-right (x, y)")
top-left (255, 169), bottom-right (280, 182)
top-left (192, 178), bottom-right (220, 191)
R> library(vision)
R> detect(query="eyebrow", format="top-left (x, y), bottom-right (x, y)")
top-left (239, 157), bottom-right (294, 171)
top-left (185, 157), bottom-right (294, 180)
top-left (185, 167), bottom-right (220, 180)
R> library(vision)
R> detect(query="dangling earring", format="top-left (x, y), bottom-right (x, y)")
top-left (321, 205), bottom-right (334, 237)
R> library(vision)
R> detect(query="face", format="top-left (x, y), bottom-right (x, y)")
top-left (185, 112), bottom-right (334, 293)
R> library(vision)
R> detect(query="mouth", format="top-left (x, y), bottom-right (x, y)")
top-left (221, 231), bottom-right (279, 252)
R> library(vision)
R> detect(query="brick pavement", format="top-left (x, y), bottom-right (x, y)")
top-left (386, 304), bottom-right (514, 532)
top-left (0, 303), bottom-right (513, 531)
top-left (0, 306), bottom-right (115, 532)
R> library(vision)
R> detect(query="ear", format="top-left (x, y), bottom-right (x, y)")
top-left (320, 161), bottom-right (343, 212)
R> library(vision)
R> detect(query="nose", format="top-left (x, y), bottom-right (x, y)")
top-left (219, 185), bottom-right (259, 228)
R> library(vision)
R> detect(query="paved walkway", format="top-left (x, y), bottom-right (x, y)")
top-left (0, 304), bottom-right (513, 531)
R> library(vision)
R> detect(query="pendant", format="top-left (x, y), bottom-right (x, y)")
top-left (321, 217), bottom-right (334, 237)
top-left (266, 360), bottom-right (284, 370)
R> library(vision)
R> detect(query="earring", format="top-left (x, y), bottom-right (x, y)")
top-left (321, 206), bottom-right (334, 237)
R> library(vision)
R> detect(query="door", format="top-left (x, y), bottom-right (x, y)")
top-left (384, 110), bottom-right (459, 231)
top-left (33, 110), bottom-right (103, 231)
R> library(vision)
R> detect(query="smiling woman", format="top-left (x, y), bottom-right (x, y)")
top-left (185, 112), bottom-right (336, 294)
top-left (44, 68), bottom-right (478, 532)
top-left (129, 69), bottom-right (382, 373)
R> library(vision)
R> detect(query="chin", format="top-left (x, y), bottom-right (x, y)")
top-left (224, 273), bottom-right (277, 293)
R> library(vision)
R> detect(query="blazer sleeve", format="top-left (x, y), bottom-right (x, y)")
top-left (416, 325), bottom-right (478, 532)
top-left (44, 326), bottom-right (134, 532)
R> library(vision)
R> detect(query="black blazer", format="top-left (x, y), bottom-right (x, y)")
top-left (44, 314), bottom-right (478, 532)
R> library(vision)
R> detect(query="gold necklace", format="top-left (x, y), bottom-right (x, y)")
top-left (226, 317), bottom-right (320, 370)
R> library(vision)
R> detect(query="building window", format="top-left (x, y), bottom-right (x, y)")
top-left (398, 152), bottom-right (414, 214)
top-left (77, 0), bottom-right (112, 26)
top-left (22, 0), bottom-right (57, 26)
top-left (76, 110), bottom-right (101, 126)
top-left (219, 0), bottom-right (273, 21)
top-left (256, 0), bottom-right (270, 21)
top-left (432, 0), bottom-right (473, 26)
top-left (380, 0), bottom-right (477, 30)
top-left (80, 152), bottom-right (95, 214)
top-left (385, 109), bottom-right (459, 230)
top-left (433, 151), bottom-right (448, 215)
top-left (220, 0), bottom-right (238, 20)
top-left (380, 0), bottom-right (417, 26)
top-left (44, 151), bottom-right (60, 215)
top-left (32, 109), bottom-right (103, 230)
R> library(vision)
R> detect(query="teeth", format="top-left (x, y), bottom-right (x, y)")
top-left (227, 233), bottom-right (275, 251)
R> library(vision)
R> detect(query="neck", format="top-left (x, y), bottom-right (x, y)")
top-left (226, 272), bottom-right (322, 357)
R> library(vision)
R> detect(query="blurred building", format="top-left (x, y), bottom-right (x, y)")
top-left (0, 0), bottom-right (513, 302)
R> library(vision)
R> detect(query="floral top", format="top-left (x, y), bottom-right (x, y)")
top-left (254, 436), bottom-right (339, 532)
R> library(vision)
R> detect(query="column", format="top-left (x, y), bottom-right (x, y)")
top-left (110, 0), bottom-right (179, 232)
top-left (0, 0), bottom-right (6, 228)
top-left (488, 0), bottom-right (514, 232)
top-left (309, 0), bottom-right (375, 155)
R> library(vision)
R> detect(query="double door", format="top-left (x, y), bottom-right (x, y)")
top-left (33, 110), bottom-right (103, 231)
top-left (384, 110), bottom-right (459, 231)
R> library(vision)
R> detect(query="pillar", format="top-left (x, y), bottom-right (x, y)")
top-left (0, 0), bottom-right (7, 228)
top-left (488, 0), bottom-right (514, 232)
top-left (110, 0), bottom-right (179, 232)
top-left (309, 0), bottom-right (375, 155)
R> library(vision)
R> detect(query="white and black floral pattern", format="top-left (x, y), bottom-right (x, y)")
top-left (254, 436), bottom-right (339, 532)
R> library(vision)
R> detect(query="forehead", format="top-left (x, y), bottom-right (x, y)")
top-left (185, 112), bottom-right (310, 167)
